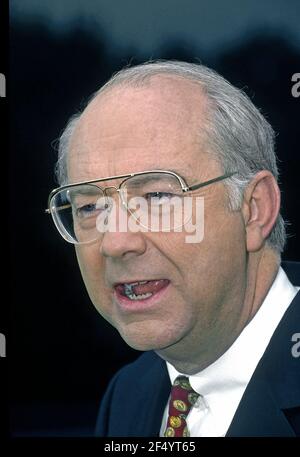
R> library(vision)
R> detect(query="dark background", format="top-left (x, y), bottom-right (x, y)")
top-left (9, 0), bottom-right (300, 436)
top-left (1, 0), bottom-right (8, 441)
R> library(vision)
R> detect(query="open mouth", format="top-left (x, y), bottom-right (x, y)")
top-left (114, 279), bottom-right (170, 301)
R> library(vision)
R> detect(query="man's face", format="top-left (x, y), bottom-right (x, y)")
top-left (68, 76), bottom-right (248, 368)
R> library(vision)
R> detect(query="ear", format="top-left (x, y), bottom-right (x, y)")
top-left (242, 171), bottom-right (281, 252)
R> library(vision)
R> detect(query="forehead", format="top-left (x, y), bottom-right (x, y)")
top-left (68, 75), bottom-right (215, 183)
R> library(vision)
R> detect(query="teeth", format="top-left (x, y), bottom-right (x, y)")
top-left (120, 280), bottom-right (152, 300)
top-left (126, 292), bottom-right (153, 300)
top-left (124, 280), bottom-right (148, 287)
top-left (123, 280), bottom-right (149, 297)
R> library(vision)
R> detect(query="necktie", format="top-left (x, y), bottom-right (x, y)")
top-left (164, 375), bottom-right (199, 437)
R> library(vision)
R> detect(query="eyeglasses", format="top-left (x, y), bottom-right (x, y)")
top-left (46, 169), bottom-right (237, 244)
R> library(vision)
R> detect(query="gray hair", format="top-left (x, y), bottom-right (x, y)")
top-left (55, 60), bottom-right (286, 253)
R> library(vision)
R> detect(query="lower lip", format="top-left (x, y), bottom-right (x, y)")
top-left (114, 281), bottom-right (170, 312)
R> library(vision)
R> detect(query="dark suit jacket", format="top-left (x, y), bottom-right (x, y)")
top-left (95, 261), bottom-right (300, 437)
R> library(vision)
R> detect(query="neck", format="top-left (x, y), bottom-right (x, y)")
top-left (242, 247), bottom-right (280, 325)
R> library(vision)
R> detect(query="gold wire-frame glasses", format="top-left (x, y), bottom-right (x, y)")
top-left (45, 169), bottom-right (237, 243)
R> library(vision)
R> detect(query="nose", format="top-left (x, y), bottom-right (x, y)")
top-left (99, 229), bottom-right (147, 259)
top-left (99, 187), bottom-right (147, 259)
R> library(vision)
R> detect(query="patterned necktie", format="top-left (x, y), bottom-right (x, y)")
top-left (164, 375), bottom-right (199, 437)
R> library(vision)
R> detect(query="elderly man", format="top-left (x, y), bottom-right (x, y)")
top-left (47, 61), bottom-right (300, 437)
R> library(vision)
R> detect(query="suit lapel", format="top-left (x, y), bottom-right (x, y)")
top-left (129, 354), bottom-right (171, 436)
top-left (227, 290), bottom-right (300, 436)
top-left (227, 378), bottom-right (296, 436)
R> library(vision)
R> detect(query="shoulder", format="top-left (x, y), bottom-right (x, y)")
top-left (282, 261), bottom-right (300, 286)
top-left (102, 351), bottom-right (162, 400)
top-left (95, 351), bottom-right (167, 436)
top-left (112, 350), bottom-right (163, 383)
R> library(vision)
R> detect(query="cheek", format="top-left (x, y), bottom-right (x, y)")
top-left (189, 211), bottom-right (246, 300)
top-left (203, 203), bottom-right (246, 257)
top-left (76, 245), bottom-right (116, 324)
top-left (76, 244), bottom-right (100, 279)
top-left (75, 245), bottom-right (106, 301)
top-left (163, 209), bottom-right (246, 299)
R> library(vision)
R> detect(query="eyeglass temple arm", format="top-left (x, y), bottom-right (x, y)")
top-left (186, 172), bottom-right (237, 192)
top-left (45, 203), bottom-right (71, 214)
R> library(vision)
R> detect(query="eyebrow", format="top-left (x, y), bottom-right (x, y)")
top-left (125, 172), bottom-right (179, 186)
top-left (135, 168), bottom-right (193, 182)
top-left (67, 186), bottom-right (101, 200)
top-left (166, 168), bottom-right (195, 184)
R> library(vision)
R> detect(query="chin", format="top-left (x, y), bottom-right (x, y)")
top-left (117, 323), bottom-right (183, 352)
top-left (119, 334), bottom-right (167, 351)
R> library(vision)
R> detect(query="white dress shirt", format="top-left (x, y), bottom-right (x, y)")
top-left (160, 267), bottom-right (300, 437)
